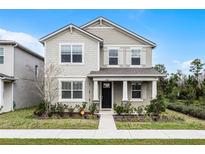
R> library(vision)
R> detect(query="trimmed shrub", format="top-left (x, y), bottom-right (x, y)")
top-left (88, 103), bottom-right (97, 115)
top-left (167, 103), bottom-right (205, 120)
top-left (34, 101), bottom-right (46, 116)
top-left (146, 95), bottom-right (166, 116)
top-left (114, 103), bottom-right (124, 115)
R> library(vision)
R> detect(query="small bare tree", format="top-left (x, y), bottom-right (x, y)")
top-left (27, 64), bottom-right (60, 115)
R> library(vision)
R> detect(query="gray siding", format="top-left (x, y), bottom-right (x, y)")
top-left (45, 28), bottom-right (99, 104)
top-left (45, 29), bottom-right (99, 76)
top-left (84, 21), bottom-right (153, 67)
top-left (114, 81), bottom-right (152, 108)
top-left (0, 45), bottom-right (14, 76)
top-left (14, 47), bottom-right (44, 109)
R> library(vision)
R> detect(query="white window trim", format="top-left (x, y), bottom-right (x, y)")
top-left (59, 43), bottom-right (84, 65)
top-left (0, 47), bottom-right (4, 64)
top-left (108, 47), bottom-right (119, 67)
top-left (131, 82), bottom-right (142, 100)
top-left (130, 47), bottom-right (142, 67)
top-left (58, 78), bottom-right (85, 102)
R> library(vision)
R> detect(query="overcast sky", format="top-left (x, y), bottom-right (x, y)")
top-left (0, 9), bottom-right (204, 74)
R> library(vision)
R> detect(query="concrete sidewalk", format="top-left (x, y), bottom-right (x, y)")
top-left (1, 129), bottom-right (205, 139)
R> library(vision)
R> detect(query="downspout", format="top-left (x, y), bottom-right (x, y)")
top-left (12, 43), bottom-right (17, 111)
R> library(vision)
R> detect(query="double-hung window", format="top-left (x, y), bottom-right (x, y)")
top-left (0, 48), bottom-right (4, 64)
top-left (109, 49), bottom-right (118, 65)
top-left (131, 82), bottom-right (142, 99)
top-left (131, 49), bottom-right (141, 65)
top-left (72, 45), bottom-right (82, 63)
top-left (61, 81), bottom-right (83, 100)
top-left (60, 44), bottom-right (83, 63)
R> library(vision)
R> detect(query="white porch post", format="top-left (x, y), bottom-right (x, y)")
top-left (122, 80), bottom-right (128, 101)
top-left (93, 80), bottom-right (99, 101)
top-left (152, 80), bottom-right (157, 99)
top-left (0, 79), bottom-right (4, 108)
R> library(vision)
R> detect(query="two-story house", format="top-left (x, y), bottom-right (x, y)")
top-left (40, 17), bottom-right (163, 111)
top-left (0, 40), bottom-right (44, 113)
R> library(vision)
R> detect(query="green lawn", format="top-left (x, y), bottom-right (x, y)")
top-left (0, 138), bottom-right (205, 145)
top-left (0, 108), bottom-right (99, 129)
top-left (116, 110), bottom-right (205, 130)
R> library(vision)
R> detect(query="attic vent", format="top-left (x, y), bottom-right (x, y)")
top-left (100, 19), bottom-right (102, 25)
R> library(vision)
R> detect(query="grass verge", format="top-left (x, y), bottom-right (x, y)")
top-left (115, 109), bottom-right (205, 130)
top-left (0, 139), bottom-right (205, 145)
top-left (0, 108), bottom-right (99, 129)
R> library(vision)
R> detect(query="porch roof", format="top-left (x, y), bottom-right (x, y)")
top-left (88, 68), bottom-right (164, 77)
top-left (0, 73), bottom-right (16, 81)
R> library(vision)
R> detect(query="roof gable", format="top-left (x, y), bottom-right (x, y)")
top-left (39, 24), bottom-right (103, 43)
top-left (0, 40), bottom-right (44, 60)
top-left (81, 17), bottom-right (156, 47)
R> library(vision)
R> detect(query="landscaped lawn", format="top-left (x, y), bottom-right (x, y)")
top-left (0, 108), bottom-right (99, 129)
top-left (0, 138), bottom-right (205, 145)
top-left (115, 109), bottom-right (205, 130)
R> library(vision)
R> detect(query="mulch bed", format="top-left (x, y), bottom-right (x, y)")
top-left (113, 114), bottom-right (184, 122)
top-left (33, 112), bottom-right (100, 120)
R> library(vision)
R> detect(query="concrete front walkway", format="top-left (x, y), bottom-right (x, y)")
top-left (1, 130), bottom-right (205, 139)
top-left (98, 111), bottom-right (117, 130)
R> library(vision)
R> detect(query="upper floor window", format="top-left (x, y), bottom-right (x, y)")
top-left (61, 81), bottom-right (83, 99)
top-left (60, 44), bottom-right (83, 64)
top-left (131, 82), bottom-right (142, 99)
top-left (0, 48), bottom-right (4, 64)
top-left (109, 49), bottom-right (118, 65)
top-left (131, 49), bottom-right (141, 65)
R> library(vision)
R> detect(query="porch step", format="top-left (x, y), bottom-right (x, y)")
top-left (98, 113), bottom-right (117, 130)
top-left (98, 110), bottom-right (114, 115)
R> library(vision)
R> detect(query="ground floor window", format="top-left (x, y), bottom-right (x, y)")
top-left (61, 81), bottom-right (83, 99)
top-left (131, 82), bottom-right (142, 99)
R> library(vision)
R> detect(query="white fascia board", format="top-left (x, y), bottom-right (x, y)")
top-left (40, 24), bottom-right (103, 42)
top-left (88, 74), bottom-right (165, 77)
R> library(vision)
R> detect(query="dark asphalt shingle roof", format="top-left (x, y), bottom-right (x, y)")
top-left (89, 68), bottom-right (164, 77)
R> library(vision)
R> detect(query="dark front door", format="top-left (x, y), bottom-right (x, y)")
top-left (102, 82), bottom-right (112, 108)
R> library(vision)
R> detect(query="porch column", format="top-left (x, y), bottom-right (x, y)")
top-left (152, 80), bottom-right (157, 99)
top-left (93, 80), bottom-right (99, 101)
top-left (0, 79), bottom-right (4, 107)
top-left (122, 80), bottom-right (128, 101)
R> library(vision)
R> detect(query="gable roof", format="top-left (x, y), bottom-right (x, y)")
top-left (39, 24), bottom-right (103, 43)
top-left (81, 17), bottom-right (156, 48)
top-left (0, 40), bottom-right (44, 60)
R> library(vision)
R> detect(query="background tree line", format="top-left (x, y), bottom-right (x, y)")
top-left (155, 58), bottom-right (205, 106)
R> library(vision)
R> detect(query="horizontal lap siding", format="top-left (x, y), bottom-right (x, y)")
top-left (45, 29), bottom-right (99, 76)
top-left (45, 29), bottom-right (99, 104)
top-left (113, 81), bottom-right (152, 107)
top-left (85, 22), bottom-right (152, 67)
top-left (0, 45), bottom-right (14, 76)
top-left (14, 47), bottom-right (44, 109)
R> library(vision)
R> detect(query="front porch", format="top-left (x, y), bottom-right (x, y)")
top-left (91, 77), bottom-right (157, 110)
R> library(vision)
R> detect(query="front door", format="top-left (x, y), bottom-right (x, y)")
top-left (102, 82), bottom-right (112, 109)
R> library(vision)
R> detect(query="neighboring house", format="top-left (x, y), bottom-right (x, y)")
top-left (40, 17), bottom-right (163, 111)
top-left (0, 40), bottom-right (44, 113)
